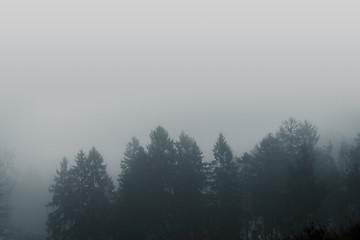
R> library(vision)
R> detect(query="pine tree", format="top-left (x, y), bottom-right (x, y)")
top-left (285, 144), bottom-right (327, 232)
top-left (48, 149), bottom-right (114, 240)
top-left (341, 133), bottom-right (360, 219)
top-left (281, 119), bottom-right (326, 232)
top-left (0, 149), bottom-right (13, 238)
top-left (71, 148), bottom-right (114, 240)
top-left (253, 119), bottom-right (327, 237)
top-left (210, 133), bottom-right (240, 239)
top-left (117, 137), bottom-right (149, 239)
top-left (174, 132), bottom-right (205, 239)
top-left (237, 152), bottom-right (256, 240)
top-left (252, 133), bottom-right (289, 238)
top-left (47, 158), bottom-right (74, 240)
top-left (146, 126), bottom-right (177, 238)
top-left (118, 127), bottom-right (178, 239)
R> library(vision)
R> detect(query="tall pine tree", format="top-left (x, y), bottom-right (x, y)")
top-left (47, 148), bottom-right (114, 240)
top-left (146, 126), bottom-right (177, 238)
top-left (340, 133), bottom-right (360, 220)
top-left (174, 132), bottom-right (205, 239)
top-left (117, 137), bottom-right (149, 239)
top-left (210, 133), bottom-right (240, 239)
top-left (47, 158), bottom-right (75, 240)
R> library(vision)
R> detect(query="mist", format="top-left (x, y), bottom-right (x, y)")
top-left (0, 0), bottom-right (359, 238)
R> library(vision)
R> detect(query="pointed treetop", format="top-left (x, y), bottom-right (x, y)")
top-left (88, 147), bottom-right (103, 161)
top-left (213, 133), bottom-right (233, 167)
top-left (60, 157), bottom-right (68, 171)
top-left (147, 126), bottom-right (174, 155)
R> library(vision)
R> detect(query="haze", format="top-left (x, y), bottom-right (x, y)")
top-left (0, 0), bottom-right (359, 235)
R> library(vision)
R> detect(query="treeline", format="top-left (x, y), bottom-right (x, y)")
top-left (0, 149), bottom-right (13, 239)
top-left (46, 118), bottom-right (360, 239)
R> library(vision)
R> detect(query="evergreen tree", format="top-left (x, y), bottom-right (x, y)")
top-left (316, 145), bottom-right (347, 226)
top-left (117, 127), bottom-right (178, 239)
top-left (280, 119), bottom-right (327, 232)
top-left (145, 126), bottom-right (177, 238)
top-left (85, 147), bottom-right (114, 239)
top-left (285, 144), bottom-right (327, 231)
top-left (174, 132), bottom-right (205, 239)
top-left (47, 158), bottom-right (75, 240)
top-left (72, 148), bottom-right (114, 240)
top-left (69, 150), bottom-right (88, 239)
top-left (210, 133), bottom-right (240, 239)
top-left (117, 137), bottom-right (149, 239)
top-left (0, 149), bottom-right (13, 238)
top-left (237, 152), bottom-right (257, 240)
top-left (46, 122), bottom-right (354, 239)
top-left (48, 148), bottom-right (114, 240)
top-left (253, 118), bottom-right (327, 237)
top-left (252, 133), bottom-right (290, 238)
top-left (340, 133), bottom-right (360, 220)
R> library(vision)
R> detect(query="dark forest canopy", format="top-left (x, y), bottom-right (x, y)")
top-left (45, 118), bottom-right (360, 240)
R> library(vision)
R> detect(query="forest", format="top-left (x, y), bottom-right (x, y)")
top-left (1, 117), bottom-right (360, 240)
top-left (1, 0), bottom-right (358, 239)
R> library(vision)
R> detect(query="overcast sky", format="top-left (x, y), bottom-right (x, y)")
top-left (1, 0), bottom-right (360, 233)
top-left (1, 0), bottom-right (360, 177)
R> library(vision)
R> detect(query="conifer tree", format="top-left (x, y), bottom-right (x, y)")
top-left (118, 127), bottom-right (178, 239)
top-left (71, 148), bottom-right (114, 240)
top-left (117, 137), bottom-right (149, 239)
top-left (47, 158), bottom-right (74, 240)
top-left (253, 119), bottom-right (327, 237)
top-left (48, 149), bottom-right (114, 240)
top-left (0, 149), bottom-right (13, 239)
top-left (211, 133), bottom-right (240, 239)
top-left (146, 126), bottom-right (177, 238)
top-left (280, 119), bottom-right (326, 232)
top-left (340, 133), bottom-right (360, 219)
top-left (252, 133), bottom-right (290, 238)
top-left (237, 152), bottom-right (256, 240)
top-left (174, 132), bottom-right (205, 238)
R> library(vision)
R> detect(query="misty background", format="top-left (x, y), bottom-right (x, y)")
top-left (0, 0), bottom-right (359, 234)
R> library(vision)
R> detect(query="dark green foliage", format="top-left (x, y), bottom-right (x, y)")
top-left (173, 132), bottom-right (206, 238)
top-left (73, 148), bottom-right (114, 240)
top-left (117, 128), bottom-right (207, 239)
top-left (0, 149), bottom-right (13, 239)
top-left (46, 120), bottom-right (360, 240)
top-left (339, 134), bottom-right (360, 220)
top-left (117, 127), bottom-right (179, 239)
top-left (252, 118), bottom-right (328, 237)
top-left (277, 118), bottom-right (319, 155)
top-left (47, 148), bottom-right (114, 240)
top-left (252, 133), bottom-right (291, 238)
top-left (47, 158), bottom-right (74, 240)
top-left (209, 133), bottom-right (241, 239)
top-left (237, 152), bottom-right (257, 239)
top-left (117, 137), bottom-right (150, 239)
top-left (285, 145), bottom-right (327, 231)
top-left (145, 126), bottom-right (177, 238)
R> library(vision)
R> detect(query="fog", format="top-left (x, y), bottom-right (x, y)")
top-left (0, 0), bottom-right (360, 236)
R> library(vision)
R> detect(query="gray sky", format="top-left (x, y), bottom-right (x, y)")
top-left (1, 0), bottom-right (360, 176)
top-left (1, 0), bottom-right (360, 233)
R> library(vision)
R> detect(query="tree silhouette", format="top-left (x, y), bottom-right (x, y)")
top-left (47, 149), bottom-right (114, 240)
top-left (117, 137), bottom-right (149, 239)
top-left (0, 149), bottom-right (13, 239)
top-left (210, 133), bottom-right (241, 239)
top-left (47, 158), bottom-right (74, 240)
top-left (45, 121), bottom-right (360, 239)
top-left (173, 132), bottom-right (205, 239)
top-left (340, 134), bottom-right (360, 220)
